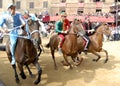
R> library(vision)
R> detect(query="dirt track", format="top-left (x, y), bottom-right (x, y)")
top-left (0, 38), bottom-right (120, 86)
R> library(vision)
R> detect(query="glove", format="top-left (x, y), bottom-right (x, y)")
top-left (64, 30), bottom-right (68, 34)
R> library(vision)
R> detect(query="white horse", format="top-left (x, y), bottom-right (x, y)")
top-left (38, 21), bottom-right (48, 37)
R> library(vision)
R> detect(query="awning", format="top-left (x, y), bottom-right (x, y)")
top-left (89, 16), bottom-right (114, 22)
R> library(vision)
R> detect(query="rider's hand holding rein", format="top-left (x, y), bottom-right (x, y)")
top-left (87, 28), bottom-right (95, 33)
top-left (61, 30), bottom-right (68, 34)
top-left (0, 27), bottom-right (5, 33)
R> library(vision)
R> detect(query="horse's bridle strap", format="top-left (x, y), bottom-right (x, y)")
top-left (30, 30), bottom-right (39, 35)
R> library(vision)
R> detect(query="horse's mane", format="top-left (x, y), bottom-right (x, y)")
top-left (94, 23), bottom-right (102, 31)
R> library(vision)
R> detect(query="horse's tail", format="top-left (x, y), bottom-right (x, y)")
top-left (45, 42), bottom-right (50, 48)
top-left (0, 45), bottom-right (6, 51)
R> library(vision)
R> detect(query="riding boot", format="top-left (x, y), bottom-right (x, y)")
top-left (83, 35), bottom-right (90, 55)
top-left (10, 45), bottom-right (16, 65)
top-left (10, 30), bottom-right (18, 65)
top-left (58, 41), bottom-right (62, 54)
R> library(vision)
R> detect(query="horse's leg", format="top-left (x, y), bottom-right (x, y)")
top-left (33, 61), bottom-right (42, 85)
top-left (17, 63), bottom-right (26, 79)
top-left (6, 51), bottom-right (20, 83)
top-left (40, 44), bottom-right (45, 53)
top-left (71, 55), bottom-right (83, 66)
top-left (91, 51), bottom-right (101, 62)
top-left (37, 45), bottom-right (42, 57)
top-left (51, 48), bottom-right (57, 70)
top-left (25, 65), bottom-right (34, 78)
top-left (100, 48), bottom-right (108, 63)
top-left (62, 54), bottom-right (72, 69)
top-left (12, 64), bottom-right (20, 83)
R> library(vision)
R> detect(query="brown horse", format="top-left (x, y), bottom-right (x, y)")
top-left (5, 18), bottom-right (42, 85)
top-left (77, 23), bottom-right (111, 63)
top-left (46, 21), bottom-right (84, 69)
top-left (46, 21), bottom-right (111, 69)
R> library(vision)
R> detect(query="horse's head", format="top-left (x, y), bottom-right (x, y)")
top-left (27, 18), bottom-right (41, 48)
top-left (39, 21), bottom-right (48, 37)
top-left (70, 19), bottom-right (84, 34)
top-left (96, 23), bottom-right (111, 36)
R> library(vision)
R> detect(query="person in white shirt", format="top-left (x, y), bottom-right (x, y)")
top-left (0, 4), bottom-right (25, 65)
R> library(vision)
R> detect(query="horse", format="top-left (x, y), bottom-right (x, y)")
top-left (45, 20), bottom-right (84, 69)
top-left (77, 23), bottom-right (111, 63)
top-left (46, 20), bottom-right (111, 69)
top-left (38, 20), bottom-right (48, 37)
top-left (28, 18), bottom-right (43, 57)
top-left (5, 18), bottom-right (42, 85)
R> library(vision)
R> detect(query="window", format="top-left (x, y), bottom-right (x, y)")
top-left (60, 0), bottom-right (66, 3)
top-left (59, 7), bottom-right (66, 13)
top-left (77, 7), bottom-right (83, 15)
top-left (29, 2), bottom-right (34, 8)
top-left (0, 0), bottom-right (2, 8)
top-left (96, 9), bottom-right (101, 12)
top-left (78, 0), bottom-right (84, 3)
top-left (43, 1), bottom-right (48, 8)
top-left (16, 1), bottom-right (20, 9)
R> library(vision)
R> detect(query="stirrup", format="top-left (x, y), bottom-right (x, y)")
top-left (84, 48), bottom-right (88, 51)
top-left (11, 60), bottom-right (15, 65)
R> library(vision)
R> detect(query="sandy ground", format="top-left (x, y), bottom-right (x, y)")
top-left (0, 37), bottom-right (120, 86)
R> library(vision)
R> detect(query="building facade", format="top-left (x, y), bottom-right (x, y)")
top-left (0, 0), bottom-right (116, 15)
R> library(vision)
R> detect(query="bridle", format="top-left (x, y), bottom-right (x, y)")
top-left (25, 18), bottom-right (40, 39)
top-left (25, 17), bottom-right (41, 57)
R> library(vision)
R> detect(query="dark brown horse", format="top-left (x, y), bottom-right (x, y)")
top-left (28, 19), bottom-right (43, 56)
top-left (46, 21), bottom-right (111, 69)
top-left (5, 18), bottom-right (42, 85)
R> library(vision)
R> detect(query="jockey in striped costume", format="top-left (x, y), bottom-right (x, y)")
top-left (55, 12), bottom-right (70, 53)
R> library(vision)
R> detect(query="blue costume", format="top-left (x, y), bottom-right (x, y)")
top-left (0, 11), bottom-right (25, 65)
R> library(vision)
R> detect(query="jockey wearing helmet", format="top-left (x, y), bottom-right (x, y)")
top-left (0, 4), bottom-right (25, 65)
top-left (23, 10), bottom-right (30, 19)
top-left (55, 12), bottom-right (70, 53)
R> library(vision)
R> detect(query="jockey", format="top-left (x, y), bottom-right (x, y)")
top-left (23, 10), bottom-right (30, 19)
top-left (74, 18), bottom-right (90, 51)
top-left (0, 4), bottom-right (25, 65)
top-left (55, 12), bottom-right (70, 53)
top-left (83, 17), bottom-right (93, 36)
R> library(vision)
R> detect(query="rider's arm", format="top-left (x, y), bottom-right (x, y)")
top-left (0, 16), bottom-right (6, 32)
top-left (55, 21), bottom-right (63, 33)
top-left (66, 19), bottom-right (70, 30)
top-left (19, 14), bottom-right (26, 28)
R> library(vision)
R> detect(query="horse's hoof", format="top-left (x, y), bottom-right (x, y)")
top-left (20, 73), bottom-right (26, 79)
top-left (74, 58), bottom-right (83, 66)
top-left (61, 61), bottom-right (68, 66)
top-left (34, 79), bottom-right (41, 85)
top-left (70, 66), bottom-right (73, 70)
top-left (104, 59), bottom-right (108, 64)
top-left (30, 74), bottom-right (35, 78)
top-left (54, 66), bottom-right (58, 70)
top-left (92, 59), bottom-right (97, 62)
top-left (16, 78), bottom-right (20, 83)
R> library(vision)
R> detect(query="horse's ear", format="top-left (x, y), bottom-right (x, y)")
top-left (103, 22), bottom-right (108, 26)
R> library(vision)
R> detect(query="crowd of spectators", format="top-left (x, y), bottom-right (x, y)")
top-left (109, 23), bottom-right (120, 41)
top-left (68, 12), bottom-right (114, 18)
